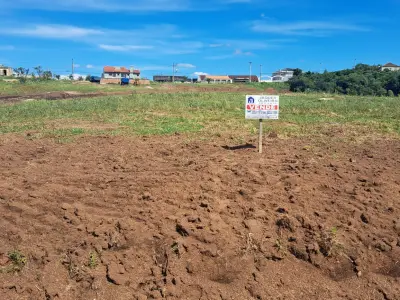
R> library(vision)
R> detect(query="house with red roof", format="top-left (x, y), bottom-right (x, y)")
top-left (102, 66), bottom-right (140, 79)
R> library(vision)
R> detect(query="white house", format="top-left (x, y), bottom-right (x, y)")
top-left (272, 68), bottom-right (295, 82)
top-left (381, 63), bottom-right (400, 71)
top-left (0, 65), bottom-right (13, 77)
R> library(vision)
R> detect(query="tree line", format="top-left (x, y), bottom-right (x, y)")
top-left (288, 64), bottom-right (400, 96)
top-left (13, 66), bottom-right (91, 82)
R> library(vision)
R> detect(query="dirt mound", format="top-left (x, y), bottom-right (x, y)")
top-left (0, 135), bottom-right (399, 299)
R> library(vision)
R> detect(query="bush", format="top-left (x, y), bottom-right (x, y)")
top-left (289, 64), bottom-right (400, 96)
top-left (19, 77), bottom-right (27, 84)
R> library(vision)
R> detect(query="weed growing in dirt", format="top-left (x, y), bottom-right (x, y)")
top-left (319, 227), bottom-right (344, 257)
top-left (88, 252), bottom-right (98, 269)
top-left (9, 250), bottom-right (27, 268)
top-left (274, 239), bottom-right (288, 256)
top-left (0, 250), bottom-right (27, 273)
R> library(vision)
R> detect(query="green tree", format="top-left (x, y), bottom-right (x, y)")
top-left (34, 66), bottom-right (43, 77)
top-left (293, 68), bottom-right (303, 77)
top-left (85, 75), bottom-right (91, 81)
top-left (42, 71), bottom-right (53, 80)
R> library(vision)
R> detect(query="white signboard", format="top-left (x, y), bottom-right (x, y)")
top-left (245, 95), bottom-right (279, 119)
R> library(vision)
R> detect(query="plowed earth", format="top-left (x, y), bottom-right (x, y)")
top-left (0, 135), bottom-right (399, 300)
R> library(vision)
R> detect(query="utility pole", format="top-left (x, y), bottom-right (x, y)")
top-left (249, 62), bottom-right (252, 83)
top-left (72, 58), bottom-right (74, 80)
top-left (353, 59), bottom-right (357, 69)
top-left (172, 63), bottom-right (175, 83)
top-left (260, 64), bottom-right (262, 82)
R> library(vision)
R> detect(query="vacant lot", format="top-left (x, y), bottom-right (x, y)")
top-left (0, 92), bottom-right (399, 300)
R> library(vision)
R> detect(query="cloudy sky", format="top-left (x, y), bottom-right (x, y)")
top-left (0, 0), bottom-right (399, 78)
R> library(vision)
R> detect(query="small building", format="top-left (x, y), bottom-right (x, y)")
top-left (0, 65), bottom-right (13, 77)
top-left (271, 68), bottom-right (295, 82)
top-left (228, 75), bottom-right (259, 83)
top-left (102, 66), bottom-right (140, 79)
top-left (200, 75), bottom-right (232, 84)
top-left (381, 63), bottom-right (400, 71)
top-left (101, 66), bottom-right (140, 85)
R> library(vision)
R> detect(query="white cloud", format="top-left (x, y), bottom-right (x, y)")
top-left (251, 20), bottom-right (369, 36)
top-left (0, 45), bottom-right (15, 50)
top-left (139, 65), bottom-right (172, 71)
top-left (209, 43), bottom-right (225, 48)
top-left (0, 0), bottom-right (250, 12)
top-left (73, 64), bottom-right (80, 68)
top-left (211, 39), bottom-right (288, 50)
top-left (0, 22), bottom-right (206, 56)
top-left (206, 49), bottom-right (253, 60)
top-left (86, 64), bottom-right (94, 69)
top-left (1, 24), bottom-right (103, 39)
top-left (234, 49), bottom-right (252, 56)
top-left (176, 63), bottom-right (196, 68)
top-left (193, 71), bottom-right (208, 76)
top-left (99, 44), bottom-right (154, 51)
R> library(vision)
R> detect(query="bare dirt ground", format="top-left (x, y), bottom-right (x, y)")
top-left (0, 134), bottom-right (399, 300)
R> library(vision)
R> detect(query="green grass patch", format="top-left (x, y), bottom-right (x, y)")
top-left (0, 93), bottom-right (399, 139)
top-left (0, 79), bottom-right (135, 95)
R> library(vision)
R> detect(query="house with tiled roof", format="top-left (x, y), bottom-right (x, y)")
top-left (381, 63), bottom-right (400, 71)
top-left (199, 75), bottom-right (232, 83)
top-left (102, 66), bottom-right (140, 79)
top-left (228, 75), bottom-right (259, 83)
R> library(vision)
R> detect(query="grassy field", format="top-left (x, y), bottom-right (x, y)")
top-left (0, 79), bottom-right (290, 96)
top-left (0, 79), bottom-right (140, 95)
top-left (0, 92), bottom-right (399, 143)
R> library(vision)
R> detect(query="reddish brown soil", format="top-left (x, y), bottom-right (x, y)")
top-left (0, 135), bottom-right (399, 300)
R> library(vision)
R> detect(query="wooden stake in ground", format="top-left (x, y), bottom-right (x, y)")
top-left (258, 119), bottom-right (263, 153)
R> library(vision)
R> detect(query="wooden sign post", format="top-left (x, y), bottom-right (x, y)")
top-left (258, 119), bottom-right (263, 153)
top-left (245, 95), bottom-right (279, 154)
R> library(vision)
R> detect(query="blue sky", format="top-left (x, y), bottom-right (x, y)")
top-left (0, 0), bottom-right (399, 79)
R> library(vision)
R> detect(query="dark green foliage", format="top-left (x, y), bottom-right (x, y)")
top-left (289, 64), bottom-right (400, 96)
top-left (42, 71), bottom-right (53, 80)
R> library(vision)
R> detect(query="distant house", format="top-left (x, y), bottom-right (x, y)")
top-left (102, 66), bottom-right (140, 79)
top-left (381, 63), bottom-right (400, 71)
top-left (199, 75), bottom-right (232, 84)
top-left (0, 65), bottom-right (13, 77)
top-left (272, 68), bottom-right (294, 82)
top-left (101, 66), bottom-right (140, 85)
top-left (228, 75), bottom-right (259, 83)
